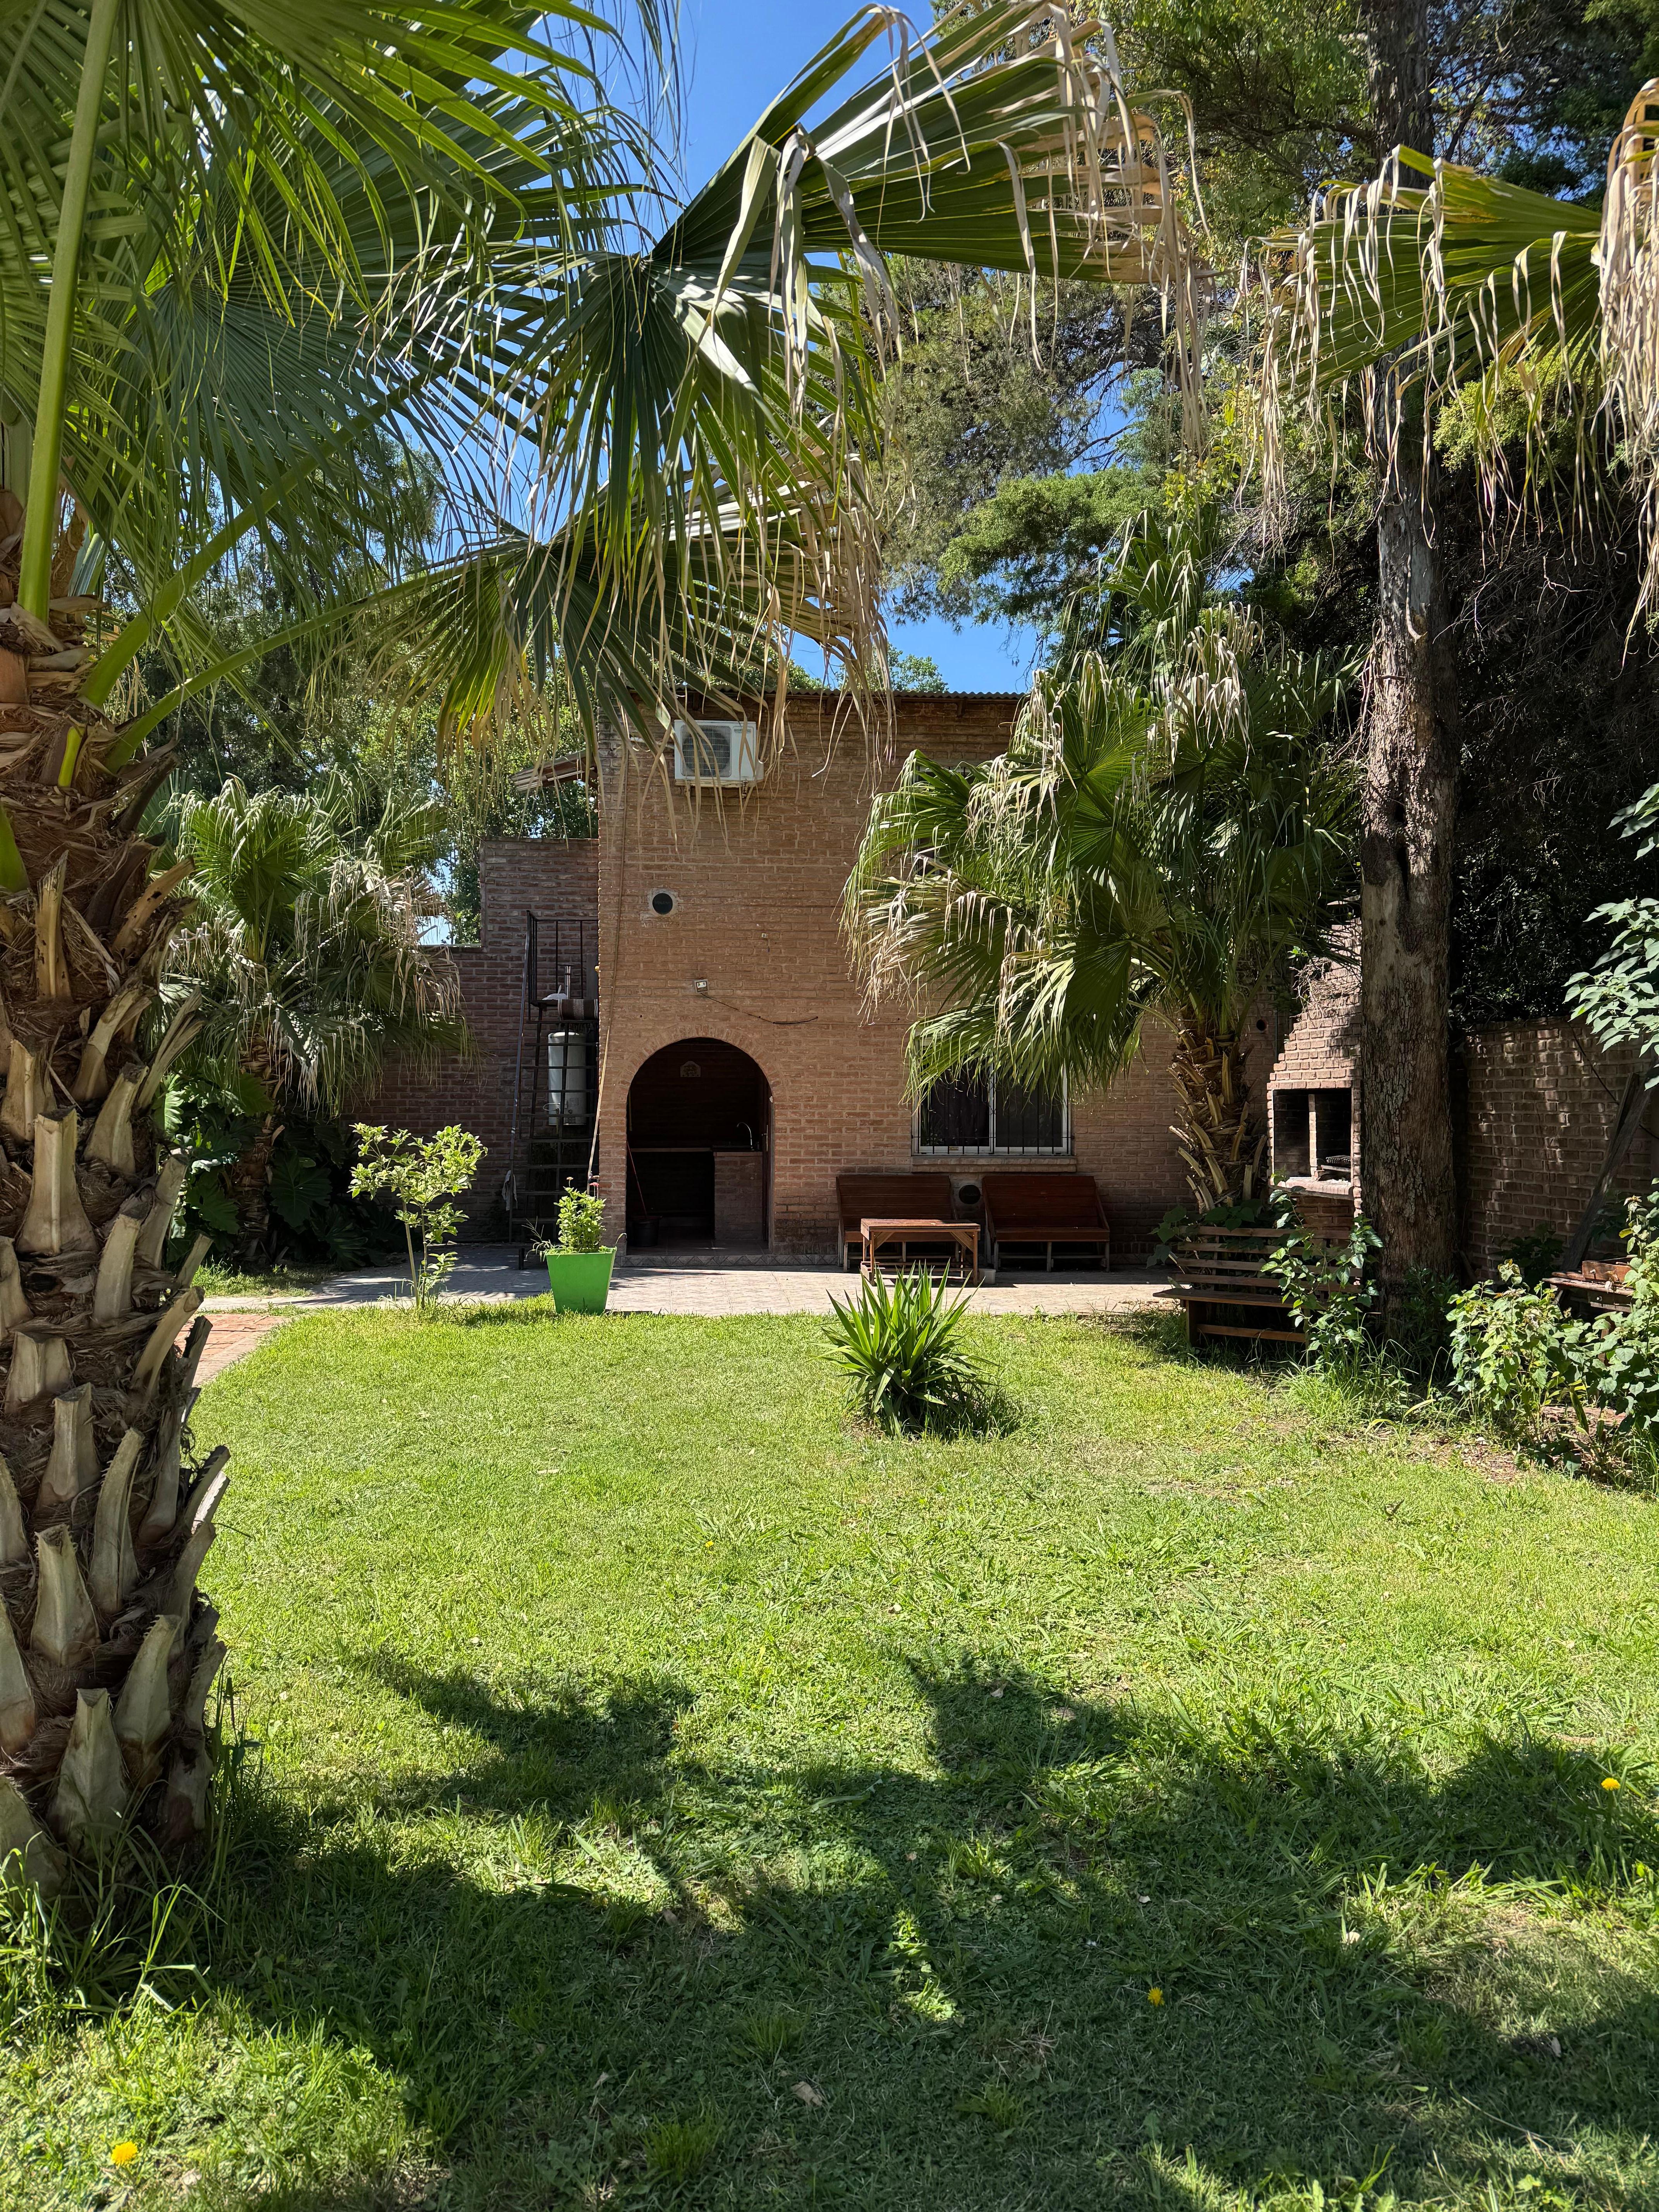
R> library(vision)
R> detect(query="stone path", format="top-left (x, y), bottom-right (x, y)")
top-left (204, 1247), bottom-right (1164, 1321)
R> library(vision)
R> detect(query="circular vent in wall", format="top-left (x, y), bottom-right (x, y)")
top-left (649, 889), bottom-right (676, 916)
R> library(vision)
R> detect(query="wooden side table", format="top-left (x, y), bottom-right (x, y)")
top-left (860, 1217), bottom-right (982, 1287)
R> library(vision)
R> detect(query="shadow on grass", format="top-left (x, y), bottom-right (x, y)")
top-left (168, 1654), bottom-right (1659, 2209)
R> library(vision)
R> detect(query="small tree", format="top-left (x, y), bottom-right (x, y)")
top-left (351, 1127), bottom-right (484, 1314)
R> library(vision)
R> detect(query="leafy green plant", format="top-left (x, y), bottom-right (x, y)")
top-left (1571, 1191), bottom-right (1659, 1444)
top-left (1498, 1225), bottom-right (1565, 1289)
top-left (1264, 1208), bottom-right (1381, 1372)
top-left (552, 1186), bottom-right (608, 1254)
top-left (350, 1125), bottom-right (485, 1314)
top-left (1385, 1265), bottom-right (1460, 1384)
top-left (1448, 1265), bottom-right (1580, 1442)
top-left (823, 1269), bottom-right (989, 1435)
top-left (162, 1075), bottom-right (395, 1270)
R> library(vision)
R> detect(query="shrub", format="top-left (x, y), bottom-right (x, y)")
top-left (823, 1269), bottom-right (989, 1434)
top-left (1447, 1264), bottom-right (1579, 1441)
top-left (553, 1185), bottom-right (608, 1253)
top-left (1574, 1189), bottom-right (1659, 1440)
top-left (1498, 1224), bottom-right (1564, 1288)
top-left (350, 1124), bottom-right (484, 1314)
top-left (1264, 1207), bottom-right (1381, 1373)
top-left (1386, 1264), bottom-right (1460, 1384)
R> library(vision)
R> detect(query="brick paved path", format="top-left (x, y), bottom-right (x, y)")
top-left (196, 1312), bottom-right (292, 1383)
top-left (230, 1248), bottom-right (1165, 1319)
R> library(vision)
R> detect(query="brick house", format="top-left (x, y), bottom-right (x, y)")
top-left (372, 692), bottom-right (1278, 1261)
top-left (368, 690), bottom-right (1659, 1271)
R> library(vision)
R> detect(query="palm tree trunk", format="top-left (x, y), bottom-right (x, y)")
top-left (229, 1113), bottom-right (281, 1268)
top-left (1169, 1016), bottom-right (1266, 1209)
top-left (0, 524), bottom-right (223, 1896)
top-left (1355, 0), bottom-right (1460, 1291)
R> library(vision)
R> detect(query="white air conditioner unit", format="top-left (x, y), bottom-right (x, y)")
top-left (673, 718), bottom-right (761, 786)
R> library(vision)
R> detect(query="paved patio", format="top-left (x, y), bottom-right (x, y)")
top-left (203, 1246), bottom-right (1166, 1321)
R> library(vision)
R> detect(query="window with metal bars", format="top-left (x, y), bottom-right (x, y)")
top-left (915, 1070), bottom-right (1068, 1156)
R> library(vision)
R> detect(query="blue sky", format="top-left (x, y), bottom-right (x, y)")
top-left (670, 0), bottom-right (1041, 692)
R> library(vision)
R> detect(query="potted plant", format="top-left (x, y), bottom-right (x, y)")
top-left (540, 1186), bottom-right (615, 1312)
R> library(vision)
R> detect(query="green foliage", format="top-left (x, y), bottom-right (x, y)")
top-left (1386, 1265), bottom-right (1461, 1384)
top-left (1568, 781), bottom-right (1659, 1058)
top-left (551, 1187), bottom-right (608, 1254)
top-left (849, 513), bottom-right (1355, 1134)
top-left (160, 1075), bottom-right (392, 1269)
top-left (1498, 1226), bottom-right (1565, 1290)
top-left (1265, 1209), bottom-right (1381, 1372)
top-left (167, 771), bottom-right (465, 1116)
top-left (644, 2110), bottom-right (722, 2180)
top-left (1448, 1267), bottom-right (1580, 1442)
top-left (350, 1125), bottom-right (484, 1314)
top-left (1574, 1191), bottom-right (1659, 1441)
top-left (823, 1269), bottom-right (991, 1435)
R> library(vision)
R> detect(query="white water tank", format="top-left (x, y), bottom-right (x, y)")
top-left (547, 1029), bottom-right (588, 1127)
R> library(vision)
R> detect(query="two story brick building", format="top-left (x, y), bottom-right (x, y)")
top-left (373, 692), bottom-right (1249, 1261)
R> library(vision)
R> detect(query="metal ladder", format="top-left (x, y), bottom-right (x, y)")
top-left (504, 911), bottom-right (600, 1254)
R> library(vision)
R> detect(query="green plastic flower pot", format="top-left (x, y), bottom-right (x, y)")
top-left (544, 1248), bottom-right (615, 1313)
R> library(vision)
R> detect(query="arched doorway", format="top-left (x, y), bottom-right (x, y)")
top-left (625, 1038), bottom-right (770, 1249)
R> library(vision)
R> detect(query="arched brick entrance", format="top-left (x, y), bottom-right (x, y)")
top-left (625, 1037), bottom-right (770, 1248)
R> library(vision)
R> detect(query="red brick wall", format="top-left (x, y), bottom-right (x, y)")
top-left (592, 697), bottom-right (1205, 1258)
top-left (368, 840), bottom-right (599, 1227)
top-left (1461, 1021), bottom-right (1657, 1273)
top-left (1266, 932), bottom-right (1360, 1234)
top-left (367, 701), bottom-right (1285, 1254)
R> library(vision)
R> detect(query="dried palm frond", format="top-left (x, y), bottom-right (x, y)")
top-left (1255, 81), bottom-right (1659, 600)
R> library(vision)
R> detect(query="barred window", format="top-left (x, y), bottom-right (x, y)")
top-left (915, 1071), bottom-right (1068, 1156)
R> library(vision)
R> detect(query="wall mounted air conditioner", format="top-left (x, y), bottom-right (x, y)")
top-left (672, 718), bottom-right (761, 786)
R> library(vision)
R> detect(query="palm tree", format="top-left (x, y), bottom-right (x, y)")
top-left (1254, 71), bottom-right (1659, 1288)
top-left (165, 778), bottom-right (464, 1263)
top-left (0, 1), bottom-right (1201, 1890)
top-left (846, 517), bottom-right (1354, 1209)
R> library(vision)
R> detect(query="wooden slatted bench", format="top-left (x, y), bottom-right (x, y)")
top-left (836, 1172), bottom-right (957, 1271)
top-left (981, 1173), bottom-right (1110, 1272)
top-left (1156, 1223), bottom-right (1304, 1346)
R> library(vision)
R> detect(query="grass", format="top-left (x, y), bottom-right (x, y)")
top-left (193, 1261), bottom-right (341, 1301)
top-left (6, 1307), bottom-right (1659, 2210)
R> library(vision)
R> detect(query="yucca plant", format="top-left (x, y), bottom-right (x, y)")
top-left (823, 1268), bottom-right (984, 1435)
top-left (0, 0), bottom-right (1196, 1896)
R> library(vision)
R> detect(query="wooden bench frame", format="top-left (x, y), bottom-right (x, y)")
top-left (1156, 1223), bottom-right (1303, 1345)
top-left (836, 1172), bottom-right (957, 1271)
top-left (981, 1173), bottom-right (1111, 1273)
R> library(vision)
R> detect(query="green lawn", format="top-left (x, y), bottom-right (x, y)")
top-left (7, 1309), bottom-right (1659, 2212)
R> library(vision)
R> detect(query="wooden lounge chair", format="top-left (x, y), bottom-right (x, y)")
top-left (836, 1172), bottom-right (956, 1270)
top-left (981, 1173), bottom-right (1109, 1271)
top-left (1154, 1223), bottom-right (1303, 1345)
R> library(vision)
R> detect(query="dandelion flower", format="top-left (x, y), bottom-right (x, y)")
top-left (1148, 1987), bottom-right (1164, 2006)
top-left (110, 2143), bottom-right (138, 2166)
top-left (1603, 1776), bottom-right (1622, 1792)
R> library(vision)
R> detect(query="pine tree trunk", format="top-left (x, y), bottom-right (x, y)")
top-left (1168, 1015), bottom-right (1266, 1209)
top-left (1356, 0), bottom-right (1459, 1288)
top-left (0, 532), bottom-right (223, 1897)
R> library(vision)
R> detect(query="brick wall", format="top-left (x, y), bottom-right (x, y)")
top-left (1264, 955), bottom-right (1657, 1271)
top-left (367, 699), bottom-right (1275, 1255)
top-left (592, 695), bottom-right (1204, 1259)
top-left (1266, 932), bottom-right (1360, 1236)
top-left (368, 840), bottom-right (599, 1228)
top-left (1461, 1021), bottom-right (1657, 1272)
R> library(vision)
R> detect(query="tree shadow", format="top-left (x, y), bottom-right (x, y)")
top-left (190, 1657), bottom-right (1659, 2210)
